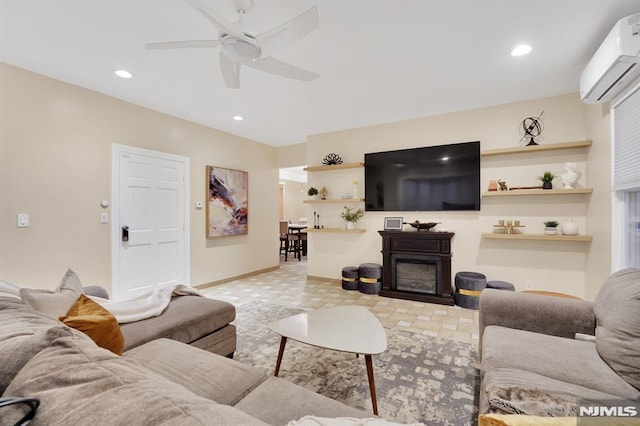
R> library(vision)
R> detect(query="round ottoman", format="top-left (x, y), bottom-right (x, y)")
top-left (358, 263), bottom-right (382, 294)
top-left (486, 280), bottom-right (515, 291)
top-left (341, 266), bottom-right (359, 290)
top-left (454, 271), bottom-right (487, 310)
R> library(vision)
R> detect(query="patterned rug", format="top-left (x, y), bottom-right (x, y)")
top-left (232, 301), bottom-right (480, 425)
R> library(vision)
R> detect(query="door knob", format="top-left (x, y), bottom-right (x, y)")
top-left (122, 226), bottom-right (129, 242)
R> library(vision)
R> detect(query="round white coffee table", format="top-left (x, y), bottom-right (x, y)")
top-left (268, 305), bottom-right (388, 415)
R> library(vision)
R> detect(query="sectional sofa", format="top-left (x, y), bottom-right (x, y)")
top-left (0, 294), bottom-right (370, 424)
top-left (478, 268), bottom-right (640, 419)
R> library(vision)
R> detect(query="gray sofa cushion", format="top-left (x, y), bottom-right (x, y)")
top-left (119, 295), bottom-right (235, 350)
top-left (593, 268), bottom-right (640, 391)
top-left (235, 377), bottom-right (368, 425)
top-left (191, 323), bottom-right (236, 355)
top-left (0, 297), bottom-right (84, 394)
top-left (482, 325), bottom-right (640, 401)
top-left (125, 338), bottom-right (267, 405)
top-left (3, 333), bottom-right (267, 425)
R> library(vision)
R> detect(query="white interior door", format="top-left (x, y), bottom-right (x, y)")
top-left (112, 145), bottom-right (190, 300)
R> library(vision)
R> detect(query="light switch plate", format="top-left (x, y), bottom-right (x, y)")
top-left (17, 213), bottom-right (29, 228)
top-left (100, 212), bottom-right (109, 224)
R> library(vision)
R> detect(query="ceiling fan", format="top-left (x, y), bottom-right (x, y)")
top-left (146, 0), bottom-right (320, 89)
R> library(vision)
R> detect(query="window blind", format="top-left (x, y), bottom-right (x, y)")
top-left (613, 85), bottom-right (640, 190)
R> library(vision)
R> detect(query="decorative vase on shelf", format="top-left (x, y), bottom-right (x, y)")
top-left (561, 218), bottom-right (579, 235)
top-left (345, 221), bottom-right (355, 230)
top-left (544, 227), bottom-right (558, 235)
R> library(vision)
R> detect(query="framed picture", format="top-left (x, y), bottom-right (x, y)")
top-left (206, 166), bottom-right (248, 238)
top-left (384, 217), bottom-right (403, 231)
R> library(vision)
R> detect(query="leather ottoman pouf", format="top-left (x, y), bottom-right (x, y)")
top-left (358, 263), bottom-right (382, 294)
top-left (454, 271), bottom-right (487, 309)
top-left (342, 266), bottom-right (359, 290)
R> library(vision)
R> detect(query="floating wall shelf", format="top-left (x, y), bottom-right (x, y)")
top-left (481, 140), bottom-right (592, 157)
top-left (304, 162), bottom-right (364, 172)
top-left (481, 233), bottom-right (593, 242)
top-left (482, 188), bottom-right (593, 197)
top-left (303, 198), bottom-right (365, 204)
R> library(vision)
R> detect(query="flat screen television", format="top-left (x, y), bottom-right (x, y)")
top-left (364, 141), bottom-right (480, 211)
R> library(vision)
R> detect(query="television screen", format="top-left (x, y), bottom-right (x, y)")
top-left (364, 141), bottom-right (480, 211)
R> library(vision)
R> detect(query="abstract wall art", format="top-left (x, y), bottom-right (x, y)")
top-left (206, 165), bottom-right (248, 238)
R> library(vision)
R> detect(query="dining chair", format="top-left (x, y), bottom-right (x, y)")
top-left (279, 221), bottom-right (290, 260)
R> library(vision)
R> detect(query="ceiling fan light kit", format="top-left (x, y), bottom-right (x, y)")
top-left (145, 0), bottom-right (320, 89)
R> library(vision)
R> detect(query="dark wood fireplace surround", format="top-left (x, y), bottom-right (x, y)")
top-left (378, 231), bottom-right (454, 306)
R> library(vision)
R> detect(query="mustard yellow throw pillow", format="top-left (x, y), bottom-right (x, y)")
top-left (59, 294), bottom-right (125, 355)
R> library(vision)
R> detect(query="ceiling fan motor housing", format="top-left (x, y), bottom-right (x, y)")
top-left (221, 37), bottom-right (261, 63)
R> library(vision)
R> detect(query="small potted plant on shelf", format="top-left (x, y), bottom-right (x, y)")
top-left (544, 220), bottom-right (559, 235)
top-left (538, 171), bottom-right (554, 190)
top-left (307, 187), bottom-right (319, 199)
top-left (341, 206), bottom-right (364, 230)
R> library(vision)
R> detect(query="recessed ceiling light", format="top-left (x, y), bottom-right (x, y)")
top-left (232, 115), bottom-right (244, 121)
top-left (511, 45), bottom-right (532, 57)
top-left (114, 69), bottom-right (133, 79)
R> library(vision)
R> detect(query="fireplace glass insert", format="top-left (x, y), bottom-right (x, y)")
top-left (391, 254), bottom-right (442, 295)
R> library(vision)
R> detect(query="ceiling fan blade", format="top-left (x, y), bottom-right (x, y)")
top-left (257, 7), bottom-right (319, 58)
top-left (219, 52), bottom-right (241, 89)
top-left (187, 0), bottom-right (243, 37)
top-left (245, 57), bottom-right (319, 82)
top-left (146, 40), bottom-right (220, 49)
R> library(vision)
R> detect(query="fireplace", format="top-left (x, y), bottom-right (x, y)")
top-left (378, 231), bottom-right (454, 305)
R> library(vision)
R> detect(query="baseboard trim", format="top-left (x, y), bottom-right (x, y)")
top-left (196, 265), bottom-right (280, 289)
top-left (307, 275), bottom-right (341, 285)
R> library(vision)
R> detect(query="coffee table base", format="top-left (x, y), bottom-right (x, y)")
top-left (272, 336), bottom-right (379, 415)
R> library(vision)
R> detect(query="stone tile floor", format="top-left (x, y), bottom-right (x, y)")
top-left (200, 260), bottom-right (479, 345)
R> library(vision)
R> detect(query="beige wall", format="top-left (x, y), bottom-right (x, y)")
top-left (280, 179), bottom-right (307, 222)
top-left (584, 103), bottom-right (613, 300)
top-left (0, 63), bottom-right (279, 293)
top-left (306, 93), bottom-right (607, 298)
top-left (276, 143), bottom-right (306, 168)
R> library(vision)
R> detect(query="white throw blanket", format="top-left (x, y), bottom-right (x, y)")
top-left (87, 284), bottom-right (202, 324)
top-left (2, 275), bottom-right (201, 323)
top-left (0, 277), bottom-right (22, 299)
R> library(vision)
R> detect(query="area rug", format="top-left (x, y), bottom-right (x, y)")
top-left (232, 301), bottom-right (480, 426)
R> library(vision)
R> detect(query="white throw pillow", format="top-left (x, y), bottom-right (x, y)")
top-left (19, 269), bottom-right (84, 319)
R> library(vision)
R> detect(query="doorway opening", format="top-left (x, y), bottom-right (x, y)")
top-left (279, 166), bottom-right (308, 264)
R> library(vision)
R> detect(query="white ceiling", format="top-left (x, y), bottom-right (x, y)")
top-left (1, 1), bottom-right (638, 147)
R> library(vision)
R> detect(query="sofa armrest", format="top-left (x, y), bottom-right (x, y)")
top-left (479, 289), bottom-right (596, 349)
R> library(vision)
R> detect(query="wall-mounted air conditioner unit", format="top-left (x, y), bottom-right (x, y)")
top-left (580, 12), bottom-right (640, 104)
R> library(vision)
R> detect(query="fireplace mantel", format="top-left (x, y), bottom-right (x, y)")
top-left (378, 231), bottom-right (454, 305)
